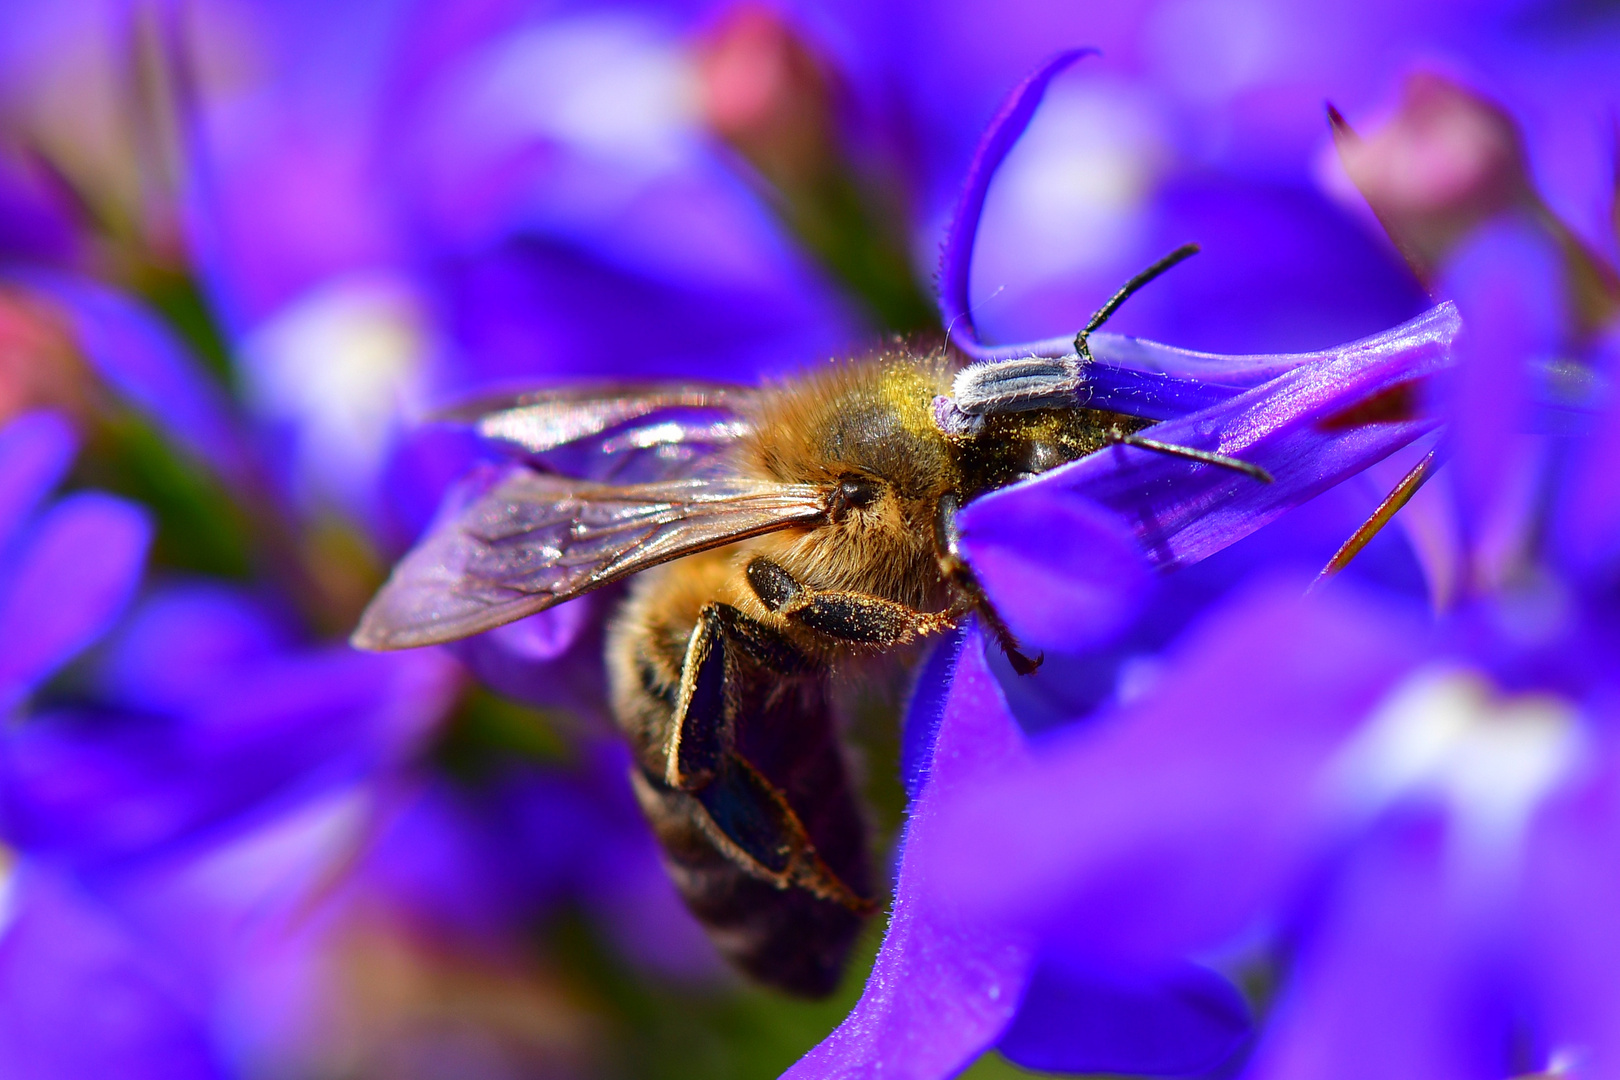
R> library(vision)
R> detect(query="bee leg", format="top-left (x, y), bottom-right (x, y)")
top-left (664, 604), bottom-right (733, 790)
top-left (929, 498), bottom-right (1043, 675)
top-left (665, 603), bottom-right (868, 911)
top-left (745, 556), bottom-right (956, 647)
top-left (689, 755), bottom-right (874, 912)
top-left (937, 560), bottom-right (1042, 675)
top-left (783, 591), bottom-right (958, 646)
top-left (666, 603), bottom-right (809, 789)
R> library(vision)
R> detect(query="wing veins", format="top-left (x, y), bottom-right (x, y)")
top-left (352, 469), bottom-right (826, 650)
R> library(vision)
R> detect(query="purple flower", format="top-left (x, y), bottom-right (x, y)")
top-left (167, 0), bottom-right (864, 531)
top-left (0, 404), bottom-right (707, 1074)
top-left (935, 50), bottom-right (1456, 648)
top-left (790, 627), bottom-right (1254, 1080)
top-left (805, 0), bottom-right (1617, 353)
top-left (802, 60), bottom-right (1620, 1080)
top-left (0, 565), bottom-right (698, 1075)
top-left (0, 410), bottom-right (151, 713)
top-left (5, 2), bottom-right (1618, 1077)
top-left (783, 49), bottom-right (1468, 1077)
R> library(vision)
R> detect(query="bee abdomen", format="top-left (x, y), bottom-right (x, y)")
top-left (613, 666), bottom-right (873, 997)
top-left (607, 565), bottom-right (874, 997)
top-left (630, 770), bottom-right (865, 996)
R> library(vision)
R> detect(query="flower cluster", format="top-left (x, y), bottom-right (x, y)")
top-left (0, 0), bottom-right (1616, 1078)
top-left (790, 29), bottom-right (1620, 1080)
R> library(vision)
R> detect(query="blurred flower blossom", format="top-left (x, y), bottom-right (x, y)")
top-left (0, 410), bottom-right (150, 714)
top-left (0, 289), bottom-right (88, 423)
top-left (0, 557), bottom-right (701, 1074)
top-left (238, 272), bottom-right (434, 521)
top-left (792, 42), bottom-right (1620, 1080)
top-left (1, 0), bottom-right (1618, 1077)
top-left (0, 356), bottom-right (709, 1076)
top-left (179, 0), bottom-right (862, 517)
top-left (1327, 71), bottom-right (1620, 333)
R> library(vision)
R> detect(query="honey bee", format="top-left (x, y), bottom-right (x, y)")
top-left (352, 247), bottom-right (1269, 996)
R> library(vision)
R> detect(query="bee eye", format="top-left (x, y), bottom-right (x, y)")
top-left (830, 475), bottom-right (883, 518)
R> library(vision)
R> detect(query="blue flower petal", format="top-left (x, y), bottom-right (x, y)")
top-left (375, 426), bottom-right (483, 554)
top-left (938, 49), bottom-right (1093, 360)
top-left (1554, 341), bottom-right (1620, 576)
top-left (360, 770), bottom-right (606, 933)
top-left (965, 304), bottom-right (1456, 576)
top-left (27, 275), bottom-right (252, 480)
top-left (43, 781), bottom-right (379, 1011)
top-left (438, 238), bottom-right (853, 388)
top-left (957, 485), bottom-right (1150, 653)
top-left (787, 627), bottom-right (1034, 1080)
top-left (0, 154), bottom-right (78, 264)
top-left (0, 410), bottom-right (76, 551)
top-left (932, 52), bottom-right (1419, 422)
top-left (1523, 754), bottom-right (1620, 1071)
top-left (925, 582), bottom-right (1424, 964)
top-left (94, 584), bottom-right (291, 714)
top-left (1439, 220), bottom-right (1563, 564)
top-left (968, 172), bottom-right (1426, 367)
top-left (0, 493), bottom-right (151, 706)
top-left (451, 596), bottom-right (609, 719)
top-left (1, 649), bottom-right (459, 865)
top-left (998, 954), bottom-right (1250, 1076)
top-left (899, 626), bottom-right (968, 801)
top-left (1247, 820), bottom-right (1495, 1080)
top-left (0, 869), bottom-right (221, 1080)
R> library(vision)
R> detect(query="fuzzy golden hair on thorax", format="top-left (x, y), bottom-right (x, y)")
top-left (737, 347), bottom-right (957, 495)
top-left (732, 348), bottom-right (959, 608)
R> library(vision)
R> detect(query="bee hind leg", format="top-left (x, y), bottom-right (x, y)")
top-left (691, 755), bottom-right (873, 912)
top-left (665, 602), bottom-right (869, 911)
top-left (666, 602), bottom-right (806, 788)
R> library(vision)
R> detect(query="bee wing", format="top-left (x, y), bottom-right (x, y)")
top-left (352, 465), bottom-right (825, 650)
top-left (444, 382), bottom-right (750, 455)
top-left (539, 414), bottom-right (755, 484)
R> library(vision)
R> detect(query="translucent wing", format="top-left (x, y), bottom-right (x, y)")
top-left (443, 382), bottom-right (756, 483)
top-left (538, 414), bottom-right (754, 484)
top-left (445, 382), bottom-right (749, 454)
top-left (352, 465), bottom-right (825, 650)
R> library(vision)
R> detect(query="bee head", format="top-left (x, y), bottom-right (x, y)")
top-left (742, 354), bottom-right (958, 602)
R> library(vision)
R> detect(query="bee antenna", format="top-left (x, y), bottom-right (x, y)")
top-left (943, 285), bottom-right (1006, 357)
top-left (1074, 243), bottom-right (1201, 363)
top-left (942, 310), bottom-right (966, 355)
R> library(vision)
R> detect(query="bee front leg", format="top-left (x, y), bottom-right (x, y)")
top-left (745, 556), bottom-right (958, 647)
top-left (931, 496), bottom-right (1043, 675)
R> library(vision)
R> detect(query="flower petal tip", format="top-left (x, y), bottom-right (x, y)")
top-left (939, 49), bottom-right (1097, 360)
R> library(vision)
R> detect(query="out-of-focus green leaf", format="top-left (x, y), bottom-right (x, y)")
top-left (73, 410), bottom-right (253, 579)
top-left (437, 688), bottom-right (577, 779)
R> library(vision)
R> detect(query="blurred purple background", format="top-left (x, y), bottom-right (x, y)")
top-left (0, 0), bottom-right (1616, 1077)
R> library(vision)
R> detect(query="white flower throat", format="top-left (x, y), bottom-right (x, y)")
top-left (1326, 666), bottom-right (1584, 892)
